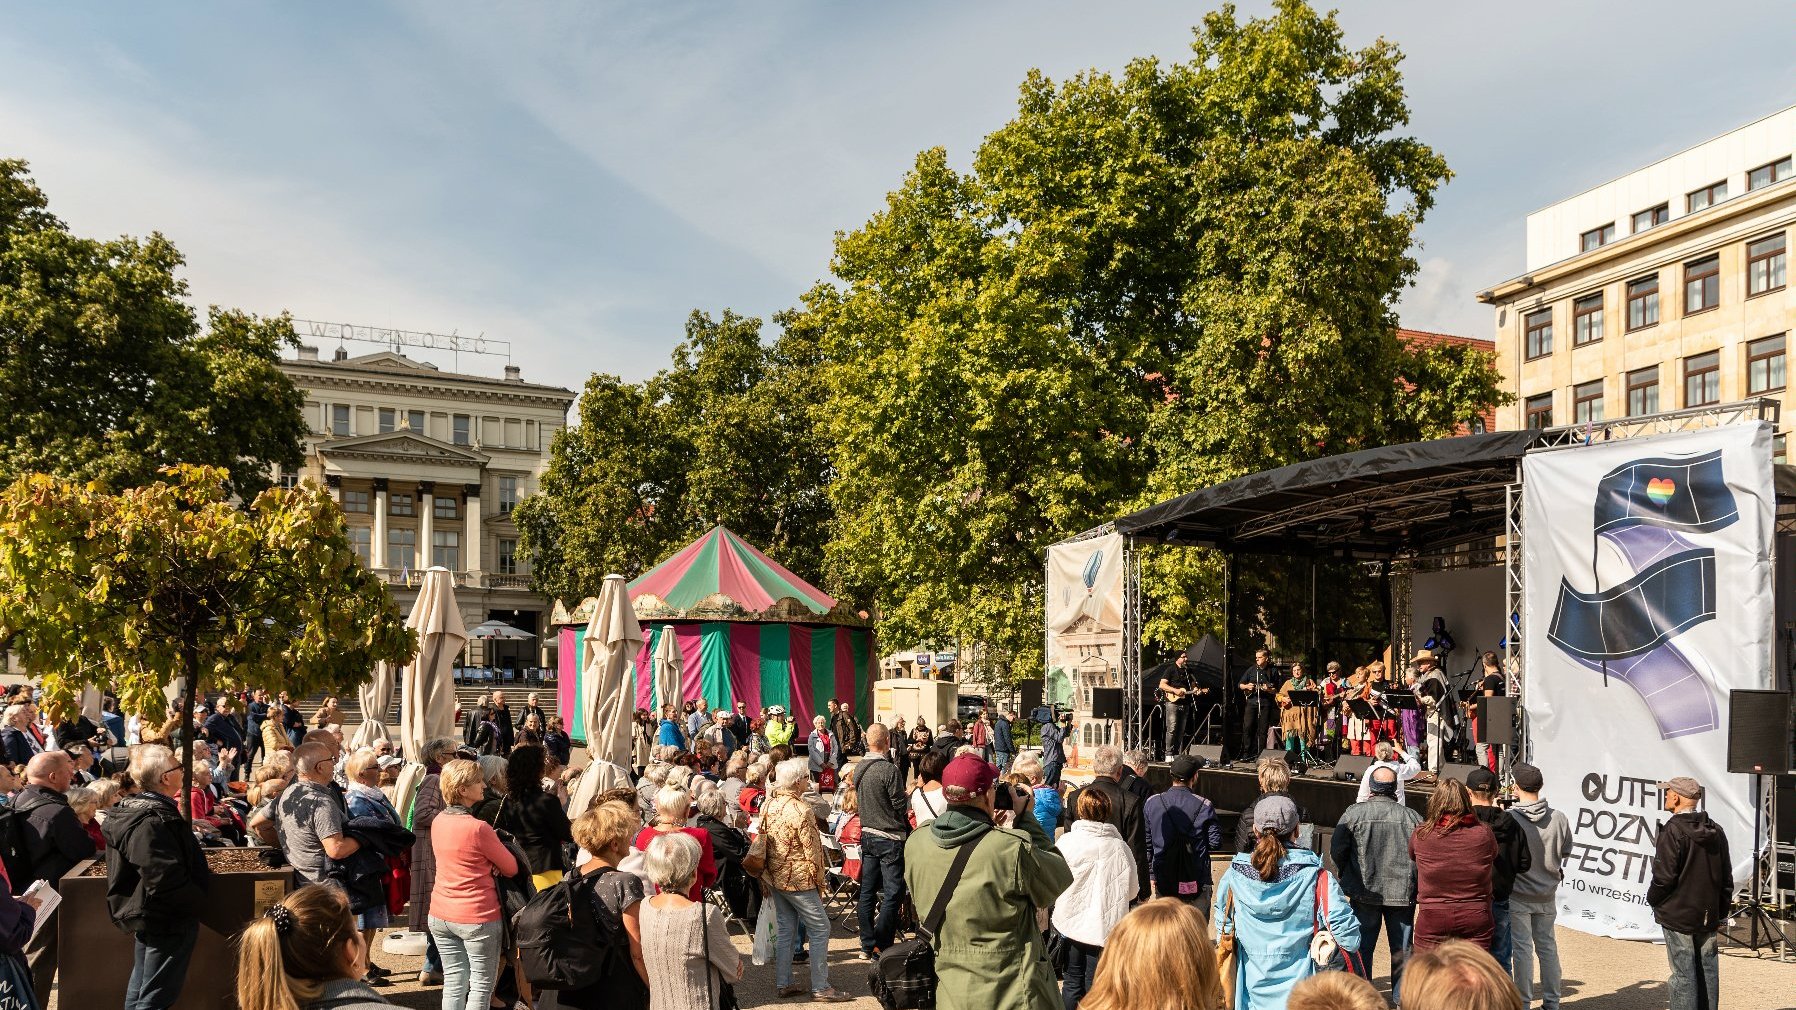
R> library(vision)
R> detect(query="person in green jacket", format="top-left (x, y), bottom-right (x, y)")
top-left (904, 754), bottom-right (1073, 1010)
top-left (764, 707), bottom-right (796, 749)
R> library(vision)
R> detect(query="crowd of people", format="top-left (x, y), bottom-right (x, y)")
top-left (0, 682), bottom-right (1738, 1010)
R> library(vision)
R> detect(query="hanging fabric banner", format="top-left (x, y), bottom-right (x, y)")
top-left (1523, 423), bottom-right (1773, 939)
top-left (1045, 531), bottom-right (1126, 750)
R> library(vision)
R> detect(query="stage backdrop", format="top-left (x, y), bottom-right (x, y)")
top-left (1046, 531), bottom-right (1125, 752)
top-left (1523, 423), bottom-right (1773, 939)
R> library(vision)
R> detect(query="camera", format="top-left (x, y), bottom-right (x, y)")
top-left (993, 782), bottom-right (1015, 811)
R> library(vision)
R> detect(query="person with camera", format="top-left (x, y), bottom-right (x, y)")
top-left (902, 753), bottom-right (1073, 1010)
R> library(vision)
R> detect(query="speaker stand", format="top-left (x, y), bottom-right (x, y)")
top-left (1725, 772), bottom-right (1786, 956)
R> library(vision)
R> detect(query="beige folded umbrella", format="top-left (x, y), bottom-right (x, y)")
top-left (350, 660), bottom-right (396, 749)
top-left (582, 574), bottom-right (643, 770)
top-left (653, 625), bottom-right (681, 714)
top-left (398, 567), bottom-right (467, 761)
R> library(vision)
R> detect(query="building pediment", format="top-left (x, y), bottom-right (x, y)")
top-left (318, 431), bottom-right (490, 467)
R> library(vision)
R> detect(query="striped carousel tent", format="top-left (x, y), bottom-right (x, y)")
top-left (554, 526), bottom-right (874, 741)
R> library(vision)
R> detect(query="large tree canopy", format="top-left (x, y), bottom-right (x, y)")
top-left (0, 159), bottom-right (306, 498)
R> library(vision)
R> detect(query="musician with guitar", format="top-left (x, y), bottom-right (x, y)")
top-left (1239, 648), bottom-right (1280, 757)
top-left (1157, 652), bottom-right (1211, 757)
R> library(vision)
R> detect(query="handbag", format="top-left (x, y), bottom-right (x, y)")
top-left (869, 831), bottom-right (988, 1010)
top-left (1309, 870), bottom-right (1339, 967)
top-left (700, 901), bottom-right (742, 1010)
top-left (1215, 889), bottom-right (1238, 1010)
top-left (742, 832), bottom-right (767, 879)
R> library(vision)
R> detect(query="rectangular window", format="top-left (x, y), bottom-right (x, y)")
top-left (1579, 223), bottom-right (1615, 252)
top-left (498, 476), bottom-right (518, 515)
top-left (453, 414), bottom-right (471, 446)
top-left (1778, 434), bottom-right (1789, 466)
top-left (407, 409), bottom-right (425, 433)
top-left (1524, 309), bottom-right (1553, 360)
top-left (378, 408), bottom-right (396, 434)
top-left (497, 539), bottom-right (518, 576)
top-left (341, 489), bottom-right (370, 513)
top-left (1632, 204), bottom-right (1669, 233)
top-left (1626, 275), bottom-right (1659, 330)
top-left (1573, 379), bottom-right (1604, 423)
top-left (432, 530), bottom-right (460, 570)
top-left (389, 493), bottom-right (414, 517)
top-left (1524, 393), bottom-right (1553, 429)
top-left (1687, 180), bottom-right (1727, 213)
top-left (1684, 351), bottom-right (1720, 407)
top-left (387, 528), bottom-right (415, 571)
top-left (279, 470), bottom-right (300, 491)
top-left (1748, 334), bottom-right (1786, 394)
top-left (1684, 255), bottom-right (1720, 314)
top-left (330, 404), bottom-right (350, 437)
top-left (434, 495), bottom-right (458, 520)
top-left (1626, 366), bottom-right (1660, 416)
top-left (1572, 293), bottom-right (1604, 346)
top-left (1749, 157), bottom-right (1792, 191)
top-left (1748, 233), bottom-right (1786, 296)
top-left (347, 526), bottom-right (371, 565)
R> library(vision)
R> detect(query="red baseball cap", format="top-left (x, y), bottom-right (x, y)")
top-left (941, 754), bottom-right (999, 796)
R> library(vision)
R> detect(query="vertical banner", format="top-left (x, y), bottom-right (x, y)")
top-left (1523, 423), bottom-right (1772, 938)
top-left (1046, 532), bottom-right (1125, 753)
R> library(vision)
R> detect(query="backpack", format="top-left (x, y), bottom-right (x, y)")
top-left (0, 795), bottom-right (49, 890)
top-left (870, 831), bottom-right (987, 1010)
top-left (513, 866), bottom-right (624, 990)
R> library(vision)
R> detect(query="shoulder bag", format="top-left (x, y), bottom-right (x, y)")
top-left (1216, 888), bottom-right (1237, 1010)
top-left (1310, 869), bottom-right (1365, 975)
top-left (742, 831), bottom-right (767, 879)
top-left (869, 831), bottom-right (987, 1010)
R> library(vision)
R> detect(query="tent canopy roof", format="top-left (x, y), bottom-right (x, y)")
top-left (626, 526), bottom-right (865, 625)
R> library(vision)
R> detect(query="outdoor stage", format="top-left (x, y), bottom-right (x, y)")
top-left (1144, 762), bottom-right (1436, 832)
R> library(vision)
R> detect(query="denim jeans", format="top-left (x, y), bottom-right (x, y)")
top-left (773, 888), bottom-right (832, 993)
top-left (1351, 901), bottom-right (1413, 1004)
top-left (1663, 928), bottom-right (1720, 1010)
top-left (1490, 897), bottom-right (1513, 974)
top-left (1060, 939), bottom-right (1102, 1010)
top-left (858, 834), bottom-right (906, 954)
top-left (1510, 898), bottom-right (1562, 1008)
top-left (1042, 760), bottom-right (1063, 787)
top-left (429, 916), bottom-right (504, 1010)
top-left (125, 920), bottom-right (198, 1010)
top-left (994, 750), bottom-right (1014, 773)
top-left (424, 933), bottom-right (442, 975)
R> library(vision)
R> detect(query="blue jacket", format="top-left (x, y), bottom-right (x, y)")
top-left (1032, 786), bottom-right (1062, 835)
top-left (1145, 785), bottom-right (1223, 894)
top-left (992, 717), bottom-right (1014, 755)
top-left (1039, 724), bottom-right (1067, 766)
top-left (1213, 847), bottom-right (1360, 1008)
top-left (657, 719), bottom-right (685, 749)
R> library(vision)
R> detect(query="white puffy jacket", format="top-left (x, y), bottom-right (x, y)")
top-left (1050, 819), bottom-right (1139, 946)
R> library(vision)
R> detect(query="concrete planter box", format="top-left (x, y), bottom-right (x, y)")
top-left (59, 851), bottom-right (294, 1010)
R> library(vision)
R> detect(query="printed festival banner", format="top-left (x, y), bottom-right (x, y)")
top-left (1046, 532), bottom-right (1125, 746)
top-left (1523, 423), bottom-right (1773, 938)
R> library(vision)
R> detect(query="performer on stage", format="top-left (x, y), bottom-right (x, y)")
top-left (1469, 651), bottom-right (1506, 774)
top-left (1367, 659), bottom-right (1398, 745)
top-left (1413, 649), bottom-right (1454, 774)
top-left (1156, 651), bottom-right (1209, 757)
top-left (1343, 665), bottom-right (1384, 756)
top-left (1238, 648), bottom-right (1280, 757)
top-left (1275, 662), bottom-right (1319, 759)
top-left (1400, 667), bottom-right (1426, 751)
top-left (1319, 662), bottom-right (1346, 759)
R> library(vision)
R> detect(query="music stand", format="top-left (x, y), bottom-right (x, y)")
top-left (1285, 691), bottom-right (1326, 770)
top-left (1345, 699), bottom-right (1378, 722)
top-left (1383, 689), bottom-right (1418, 712)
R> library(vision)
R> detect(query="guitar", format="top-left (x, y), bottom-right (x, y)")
top-left (1156, 682), bottom-right (1211, 705)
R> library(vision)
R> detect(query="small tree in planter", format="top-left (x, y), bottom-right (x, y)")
top-left (0, 464), bottom-right (415, 812)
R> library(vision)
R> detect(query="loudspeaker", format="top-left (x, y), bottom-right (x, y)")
top-left (1475, 697), bottom-right (1518, 747)
top-left (1090, 688), bottom-right (1124, 720)
top-left (1184, 744), bottom-right (1225, 768)
top-left (1441, 762), bottom-right (1484, 785)
top-left (1728, 690), bottom-right (1792, 774)
top-left (1258, 748), bottom-right (1292, 768)
top-left (1018, 679), bottom-right (1043, 715)
top-left (1334, 755), bottom-right (1372, 783)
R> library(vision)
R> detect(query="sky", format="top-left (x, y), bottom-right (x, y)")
top-left (4, 2), bottom-right (1793, 389)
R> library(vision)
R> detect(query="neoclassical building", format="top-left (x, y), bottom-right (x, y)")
top-left (278, 347), bottom-right (577, 670)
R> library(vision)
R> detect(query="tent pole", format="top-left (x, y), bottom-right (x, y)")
top-left (1309, 556), bottom-right (1318, 667)
top-left (1222, 551), bottom-right (1234, 761)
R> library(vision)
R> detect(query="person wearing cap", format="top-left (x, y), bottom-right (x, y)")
top-left (1144, 755), bottom-right (1222, 906)
top-left (1331, 764), bottom-right (1422, 1004)
top-left (1506, 762), bottom-right (1571, 1008)
top-left (1648, 775), bottom-right (1731, 1010)
top-left (1213, 794), bottom-right (1359, 1008)
top-left (1413, 650), bottom-right (1454, 774)
top-left (1465, 767), bottom-right (1530, 975)
top-left (903, 753), bottom-right (1072, 1010)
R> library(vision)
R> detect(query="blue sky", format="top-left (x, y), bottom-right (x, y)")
top-left (3, 2), bottom-right (1792, 388)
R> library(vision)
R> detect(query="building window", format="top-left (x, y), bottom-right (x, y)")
top-left (407, 409), bottom-right (425, 433)
top-left (434, 495), bottom-right (458, 520)
top-left (1687, 180), bottom-right (1727, 213)
top-left (1632, 204), bottom-right (1669, 233)
top-left (1626, 275), bottom-right (1659, 331)
top-left (1469, 415), bottom-right (1487, 434)
top-left (1748, 233), bottom-right (1786, 296)
top-left (278, 470), bottom-right (300, 491)
top-left (1626, 367), bottom-right (1660, 416)
top-left (330, 404), bottom-right (350, 437)
top-left (378, 408), bottom-right (396, 434)
top-left (1748, 334), bottom-right (1786, 395)
top-left (1524, 393), bottom-right (1553, 429)
top-left (1579, 223), bottom-right (1615, 252)
top-left (498, 476), bottom-right (518, 515)
top-left (347, 526), bottom-right (371, 565)
top-left (1524, 309), bottom-right (1552, 360)
top-left (432, 531), bottom-right (460, 570)
top-left (1572, 379), bottom-right (1604, 423)
top-left (453, 414), bottom-right (471, 446)
top-left (387, 528), bottom-right (415, 570)
top-left (389, 493), bottom-right (414, 517)
top-left (1778, 434), bottom-right (1789, 465)
top-left (497, 539), bottom-right (518, 576)
top-left (1684, 351), bottom-right (1720, 407)
top-left (1749, 157), bottom-right (1792, 191)
top-left (1572, 293), bottom-right (1604, 346)
top-left (1684, 254), bottom-right (1720, 314)
top-left (341, 489), bottom-right (370, 513)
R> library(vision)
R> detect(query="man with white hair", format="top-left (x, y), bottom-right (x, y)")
top-left (18, 750), bottom-right (93, 1000)
top-left (1354, 738), bottom-right (1421, 805)
top-left (276, 742), bottom-right (359, 885)
top-left (1067, 745), bottom-right (1149, 903)
top-left (102, 745), bottom-right (212, 1010)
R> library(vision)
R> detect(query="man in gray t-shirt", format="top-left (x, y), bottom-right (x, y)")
top-left (277, 742), bottom-right (359, 884)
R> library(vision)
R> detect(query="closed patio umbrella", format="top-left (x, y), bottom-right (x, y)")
top-left (350, 660), bottom-right (396, 749)
top-left (582, 574), bottom-right (643, 770)
top-left (398, 567), bottom-right (467, 762)
top-left (653, 625), bottom-right (681, 714)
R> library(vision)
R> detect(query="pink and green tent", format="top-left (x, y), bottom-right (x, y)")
top-left (556, 526), bottom-right (874, 740)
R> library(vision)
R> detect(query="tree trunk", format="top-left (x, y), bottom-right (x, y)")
top-left (179, 637), bottom-right (199, 823)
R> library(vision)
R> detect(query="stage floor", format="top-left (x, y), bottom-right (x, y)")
top-left (1145, 763), bottom-right (1436, 830)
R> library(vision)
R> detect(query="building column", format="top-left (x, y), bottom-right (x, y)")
top-left (371, 478), bottom-right (389, 569)
top-left (418, 481), bottom-right (435, 571)
top-left (463, 482), bottom-right (482, 575)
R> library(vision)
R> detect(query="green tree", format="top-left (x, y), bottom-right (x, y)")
top-left (0, 159), bottom-right (306, 497)
top-left (0, 465), bottom-right (415, 814)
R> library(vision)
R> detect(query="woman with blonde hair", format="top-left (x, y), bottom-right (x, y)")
top-left (427, 758), bottom-right (519, 1010)
top-left (762, 758), bottom-right (849, 1001)
top-left (236, 884), bottom-right (392, 1010)
top-left (560, 801), bottom-right (650, 1010)
top-left (1286, 970), bottom-right (1386, 1010)
top-left (1078, 898), bottom-right (1221, 1010)
top-left (1400, 940), bottom-right (1523, 1010)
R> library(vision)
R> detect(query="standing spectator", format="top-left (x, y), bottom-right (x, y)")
top-left (1144, 754), bottom-right (1222, 905)
top-left (1466, 768), bottom-right (1530, 974)
top-left (1409, 779), bottom-right (1496, 952)
top-left (494, 745), bottom-right (572, 890)
top-left (1354, 739), bottom-right (1422, 805)
top-left (542, 716), bottom-right (572, 767)
top-left (1, 706), bottom-right (40, 767)
top-left (1402, 940), bottom-right (1525, 1010)
top-left (685, 699), bottom-right (709, 743)
top-left (909, 750), bottom-right (950, 828)
top-left (1078, 899), bottom-right (1223, 1010)
top-left (806, 715), bottom-right (837, 786)
top-left (1507, 762), bottom-right (1571, 1008)
top-left (17, 751), bottom-right (94, 1001)
top-left (202, 698), bottom-right (247, 780)
top-left (698, 712), bottom-right (738, 755)
top-left (103, 745), bottom-right (212, 1010)
top-left (830, 699), bottom-right (862, 768)
top-left (639, 832), bottom-right (745, 1010)
top-left (634, 787), bottom-right (718, 900)
top-left (968, 710), bottom-right (991, 763)
top-left (853, 723), bottom-right (908, 959)
top-left (903, 719), bottom-right (930, 784)
top-left (236, 884), bottom-right (392, 1010)
top-left (657, 706), bottom-right (687, 750)
top-left (562, 802), bottom-right (650, 1010)
top-left (407, 738), bottom-right (459, 987)
top-left (488, 691), bottom-right (516, 754)
top-left (932, 719), bottom-right (968, 757)
top-left (1332, 764), bottom-right (1422, 1004)
top-left (276, 744), bottom-right (361, 886)
top-left (1235, 756), bottom-right (1309, 853)
top-left (1013, 755), bottom-right (1061, 836)
top-left (762, 759), bottom-right (850, 1000)
top-left (463, 694), bottom-right (489, 748)
top-left (280, 691), bottom-right (306, 747)
top-left (729, 702), bottom-right (751, 753)
top-left (764, 707), bottom-right (795, 750)
top-left (903, 754), bottom-right (1072, 1010)
top-left (343, 750), bottom-right (402, 985)
top-left (1039, 712), bottom-right (1072, 787)
top-left (518, 692), bottom-right (547, 731)
top-left (428, 758), bottom-right (519, 1010)
top-left (992, 710), bottom-right (1016, 774)
top-left (633, 710), bottom-right (655, 773)
top-left (1118, 751), bottom-right (1154, 807)
top-left (244, 689), bottom-right (269, 771)
top-left (1212, 796), bottom-right (1359, 1008)
top-left (1052, 788), bottom-right (1137, 1010)
top-left (1648, 776), bottom-right (1731, 1010)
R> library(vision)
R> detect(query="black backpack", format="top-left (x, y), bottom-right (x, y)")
top-left (513, 866), bottom-right (627, 991)
top-left (870, 831), bottom-right (986, 1010)
top-left (0, 796), bottom-right (47, 891)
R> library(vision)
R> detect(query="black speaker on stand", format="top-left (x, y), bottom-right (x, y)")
top-left (1090, 688), bottom-right (1124, 721)
top-left (1018, 679), bottom-right (1043, 716)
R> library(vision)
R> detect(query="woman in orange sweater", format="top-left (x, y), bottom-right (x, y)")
top-left (428, 758), bottom-right (519, 1010)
